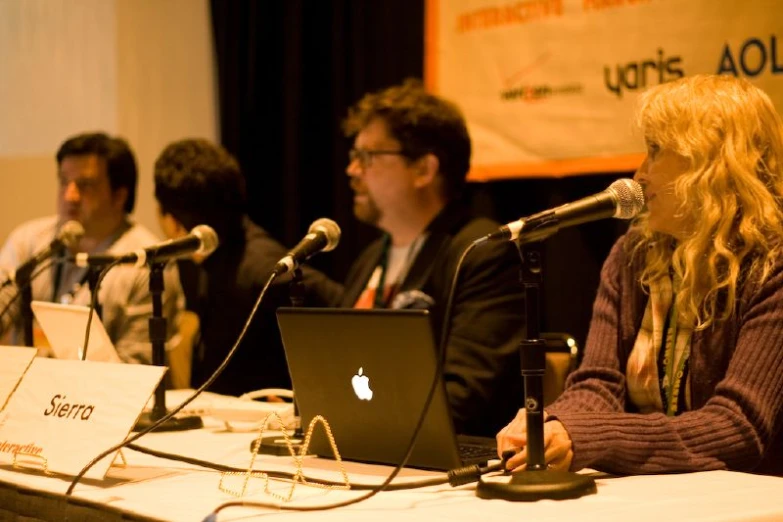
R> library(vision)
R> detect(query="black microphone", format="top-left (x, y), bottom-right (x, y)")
top-left (4, 220), bottom-right (85, 285)
top-left (483, 178), bottom-right (645, 244)
top-left (274, 218), bottom-right (341, 275)
top-left (72, 224), bottom-right (219, 267)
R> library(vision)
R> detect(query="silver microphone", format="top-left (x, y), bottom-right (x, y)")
top-left (73, 224), bottom-right (219, 267)
top-left (485, 178), bottom-right (645, 243)
top-left (274, 218), bottom-right (341, 275)
top-left (4, 220), bottom-right (85, 284)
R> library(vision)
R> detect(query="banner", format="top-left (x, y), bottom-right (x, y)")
top-left (425, 0), bottom-right (783, 180)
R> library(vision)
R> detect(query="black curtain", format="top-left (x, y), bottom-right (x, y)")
top-left (210, 0), bottom-right (632, 350)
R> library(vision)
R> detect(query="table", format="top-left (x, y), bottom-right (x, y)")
top-left (1, 416), bottom-right (782, 521)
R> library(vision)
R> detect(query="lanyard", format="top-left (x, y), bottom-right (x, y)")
top-left (372, 233), bottom-right (425, 308)
top-left (373, 234), bottom-right (392, 308)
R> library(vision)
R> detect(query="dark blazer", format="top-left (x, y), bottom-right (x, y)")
top-left (181, 218), bottom-right (343, 397)
top-left (341, 204), bottom-right (526, 437)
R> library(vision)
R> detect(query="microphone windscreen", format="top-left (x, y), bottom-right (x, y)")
top-left (608, 179), bottom-right (645, 219)
top-left (191, 225), bottom-right (219, 256)
top-left (308, 218), bottom-right (341, 252)
top-left (59, 221), bottom-right (85, 248)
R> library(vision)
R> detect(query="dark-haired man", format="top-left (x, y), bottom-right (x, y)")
top-left (154, 138), bottom-right (341, 396)
top-left (0, 132), bottom-right (182, 363)
top-left (341, 80), bottom-right (525, 437)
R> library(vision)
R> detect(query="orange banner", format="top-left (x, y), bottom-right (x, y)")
top-left (425, 0), bottom-right (783, 179)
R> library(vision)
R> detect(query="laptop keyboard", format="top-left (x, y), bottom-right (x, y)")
top-left (459, 443), bottom-right (497, 461)
top-left (457, 436), bottom-right (498, 465)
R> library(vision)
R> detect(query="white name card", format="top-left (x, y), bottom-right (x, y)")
top-left (0, 358), bottom-right (165, 479)
top-left (0, 347), bottom-right (37, 413)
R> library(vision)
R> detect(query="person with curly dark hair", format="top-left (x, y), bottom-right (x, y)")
top-left (340, 80), bottom-right (525, 437)
top-left (0, 132), bottom-right (182, 363)
top-left (154, 138), bottom-right (341, 396)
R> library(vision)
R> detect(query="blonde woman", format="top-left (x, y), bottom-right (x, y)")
top-left (498, 74), bottom-right (783, 475)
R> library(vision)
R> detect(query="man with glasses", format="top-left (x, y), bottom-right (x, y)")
top-left (340, 80), bottom-right (525, 437)
top-left (0, 132), bottom-right (182, 363)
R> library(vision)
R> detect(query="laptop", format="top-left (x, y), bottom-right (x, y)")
top-left (276, 307), bottom-right (497, 471)
top-left (31, 301), bottom-right (122, 363)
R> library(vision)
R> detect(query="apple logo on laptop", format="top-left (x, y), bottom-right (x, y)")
top-left (351, 367), bottom-right (373, 400)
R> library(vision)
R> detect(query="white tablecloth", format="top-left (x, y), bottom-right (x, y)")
top-left (1, 415), bottom-right (782, 522)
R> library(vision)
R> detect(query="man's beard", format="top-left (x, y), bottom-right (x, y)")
top-left (353, 193), bottom-right (382, 227)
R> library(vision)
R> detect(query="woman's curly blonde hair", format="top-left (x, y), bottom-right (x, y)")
top-left (629, 74), bottom-right (783, 329)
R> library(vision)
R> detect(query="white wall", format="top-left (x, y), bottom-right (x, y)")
top-left (0, 0), bottom-right (218, 243)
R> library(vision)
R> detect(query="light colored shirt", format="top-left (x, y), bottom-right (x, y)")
top-left (353, 234), bottom-right (428, 309)
top-left (0, 215), bottom-right (183, 364)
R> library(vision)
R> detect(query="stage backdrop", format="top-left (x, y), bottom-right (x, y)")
top-left (425, 0), bottom-right (783, 180)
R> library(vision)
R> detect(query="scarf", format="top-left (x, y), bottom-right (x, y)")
top-left (627, 274), bottom-right (694, 416)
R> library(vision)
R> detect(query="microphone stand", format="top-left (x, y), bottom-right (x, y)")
top-left (16, 262), bottom-right (35, 347)
top-left (256, 267), bottom-right (305, 455)
top-left (288, 267), bottom-right (305, 441)
top-left (476, 242), bottom-right (595, 501)
top-left (85, 266), bottom-right (103, 320)
top-left (134, 261), bottom-right (203, 432)
top-left (18, 245), bottom-right (68, 346)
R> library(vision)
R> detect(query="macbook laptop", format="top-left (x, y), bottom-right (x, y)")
top-left (276, 307), bottom-right (497, 471)
top-left (31, 301), bottom-right (122, 363)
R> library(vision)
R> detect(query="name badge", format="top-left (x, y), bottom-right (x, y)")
top-left (0, 347), bottom-right (37, 412)
top-left (0, 358), bottom-right (165, 479)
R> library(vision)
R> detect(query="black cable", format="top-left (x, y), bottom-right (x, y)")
top-left (203, 464), bottom-right (501, 520)
top-left (204, 239), bottom-right (484, 518)
top-left (0, 272), bottom-right (13, 288)
top-left (80, 259), bottom-right (123, 361)
top-left (124, 442), bottom-right (497, 491)
top-left (0, 258), bottom-right (56, 325)
top-left (65, 272), bottom-right (280, 495)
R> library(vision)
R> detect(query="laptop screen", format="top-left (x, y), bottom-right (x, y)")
top-left (276, 307), bottom-right (469, 471)
top-left (31, 301), bottom-right (121, 363)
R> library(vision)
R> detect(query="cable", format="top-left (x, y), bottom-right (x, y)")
top-left (80, 260), bottom-right (123, 361)
top-left (65, 272), bottom-right (280, 495)
top-left (0, 271), bottom-right (13, 289)
top-left (203, 239), bottom-right (484, 517)
top-left (0, 259), bottom-right (56, 326)
top-left (125, 442), bottom-right (499, 491)
top-left (203, 462), bottom-right (504, 521)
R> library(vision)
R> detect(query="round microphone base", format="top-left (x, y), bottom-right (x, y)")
top-left (132, 411), bottom-right (204, 432)
top-left (476, 470), bottom-right (596, 502)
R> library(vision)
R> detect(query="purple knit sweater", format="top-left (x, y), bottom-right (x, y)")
top-left (546, 234), bottom-right (783, 475)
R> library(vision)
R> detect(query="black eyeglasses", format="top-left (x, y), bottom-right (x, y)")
top-left (348, 148), bottom-right (405, 168)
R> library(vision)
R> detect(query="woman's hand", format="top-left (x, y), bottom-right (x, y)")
top-left (496, 409), bottom-right (574, 472)
top-left (496, 408), bottom-right (529, 458)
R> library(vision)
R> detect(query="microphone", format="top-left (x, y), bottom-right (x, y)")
top-left (4, 220), bottom-right (85, 285)
top-left (484, 178), bottom-right (645, 243)
top-left (72, 224), bottom-right (219, 268)
top-left (274, 218), bottom-right (341, 275)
